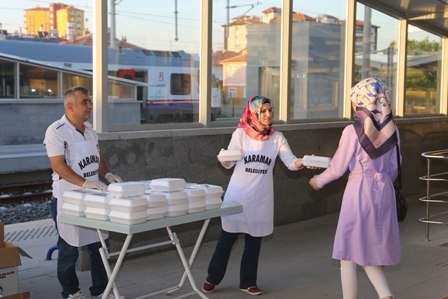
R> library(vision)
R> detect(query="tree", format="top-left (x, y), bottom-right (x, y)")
top-left (389, 37), bottom-right (440, 55)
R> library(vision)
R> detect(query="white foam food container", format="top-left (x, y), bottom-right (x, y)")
top-left (83, 191), bottom-right (109, 209)
top-left (109, 196), bottom-right (148, 213)
top-left (150, 178), bottom-right (186, 192)
top-left (201, 184), bottom-right (224, 198)
top-left (188, 201), bottom-right (205, 213)
top-left (109, 210), bottom-right (148, 224)
top-left (185, 188), bottom-right (206, 198)
top-left (185, 188), bottom-right (206, 205)
top-left (107, 182), bottom-right (146, 197)
top-left (188, 196), bottom-right (206, 205)
top-left (302, 155), bottom-right (331, 169)
top-left (63, 190), bottom-right (85, 205)
top-left (84, 207), bottom-right (110, 221)
top-left (62, 202), bottom-right (85, 217)
top-left (140, 180), bottom-right (152, 189)
top-left (185, 183), bottom-right (201, 189)
top-left (217, 149), bottom-right (243, 162)
top-left (147, 206), bottom-right (167, 220)
top-left (205, 197), bottom-right (223, 210)
top-left (166, 203), bottom-right (188, 217)
top-left (159, 190), bottom-right (188, 205)
top-left (144, 193), bottom-right (167, 208)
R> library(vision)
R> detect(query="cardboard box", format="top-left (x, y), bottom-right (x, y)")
top-left (0, 266), bottom-right (18, 295)
top-left (0, 243), bottom-right (21, 296)
top-left (1, 291), bottom-right (30, 299)
top-left (0, 243), bottom-right (21, 268)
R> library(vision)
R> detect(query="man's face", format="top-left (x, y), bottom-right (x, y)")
top-left (68, 91), bottom-right (92, 122)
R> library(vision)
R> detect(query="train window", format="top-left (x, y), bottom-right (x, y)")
top-left (19, 64), bottom-right (58, 98)
top-left (170, 73), bottom-right (191, 95)
top-left (63, 73), bottom-right (93, 94)
top-left (0, 59), bottom-right (16, 98)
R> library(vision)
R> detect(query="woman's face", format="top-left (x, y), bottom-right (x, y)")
top-left (259, 103), bottom-right (273, 126)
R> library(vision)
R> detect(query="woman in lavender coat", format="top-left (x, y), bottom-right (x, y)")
top-left (309, 78), bottom-right (400, 299)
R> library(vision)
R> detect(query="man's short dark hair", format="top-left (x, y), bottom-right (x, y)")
top-left (64, 86), bottom-right (89, 97)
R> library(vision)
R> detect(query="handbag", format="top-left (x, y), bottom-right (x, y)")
top-left (394, 144), bottom-right (407, 222)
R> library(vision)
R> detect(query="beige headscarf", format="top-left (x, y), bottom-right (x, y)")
top-left (351, 77), bottom-right (398, 159)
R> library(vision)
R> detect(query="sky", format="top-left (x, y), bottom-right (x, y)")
top-left (0, 0), bottom-right (432, 53)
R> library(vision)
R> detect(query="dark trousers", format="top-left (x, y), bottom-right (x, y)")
top-left (51, 199), bottom-right (108, 298)
top-left (206, 229), bottom-right (262, 289)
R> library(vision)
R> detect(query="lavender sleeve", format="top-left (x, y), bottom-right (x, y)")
top-left (315, 126), bottom-right (357, 188)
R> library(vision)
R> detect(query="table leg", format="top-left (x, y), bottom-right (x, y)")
top-left (167, 219), bottom-right (210, 293)
top-left (99, 232), bottom-right (133, 299)
top-left (166, 226), bottom-right (209, 299)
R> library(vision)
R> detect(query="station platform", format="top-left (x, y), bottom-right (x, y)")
top-left (5, 195), bottom-right (448, 299)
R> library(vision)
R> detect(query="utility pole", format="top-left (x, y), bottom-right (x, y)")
top-left (110, 0), bottom-right (122, 49)
top-left (225, 1), bottom-right (261, 50)
top-left (361, 6), bottom-right (372, 78)
top-left (174, 0), bottom-right (178, 41)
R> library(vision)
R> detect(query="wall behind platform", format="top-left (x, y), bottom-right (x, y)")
top-left (3, 118), bottom-right (447, 252)
top-left (0, 100), bottom-right (141, 146)
top-left (97, 118), bottom-right (448, 250)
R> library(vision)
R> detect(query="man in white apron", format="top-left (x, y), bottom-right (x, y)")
top-left (44, 86), bottom-right (122, 299)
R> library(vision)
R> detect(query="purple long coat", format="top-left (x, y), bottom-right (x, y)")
top-left (315, 125), bottom-right (401, 266)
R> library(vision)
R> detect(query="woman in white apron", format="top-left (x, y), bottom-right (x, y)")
top-left (202, 96), bottom-right (304, 296)
top-left (44, 86), bottom-right (121, 299)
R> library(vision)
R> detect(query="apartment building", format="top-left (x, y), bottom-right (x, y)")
top-left (24, 3), bottom-right (84, 40)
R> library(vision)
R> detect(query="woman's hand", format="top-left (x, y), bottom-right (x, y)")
top-left (295, 159), bottom-right (304, 170)
top-left (219, 160), bottom-right (234, 168)
top-left (309, 176), bottom-right (320, 191)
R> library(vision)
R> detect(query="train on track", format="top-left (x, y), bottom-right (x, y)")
top-left (0, 39), bottom-right (222, 122)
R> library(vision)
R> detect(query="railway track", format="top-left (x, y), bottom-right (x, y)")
top-left (0, 181), bottom-right (53, 205)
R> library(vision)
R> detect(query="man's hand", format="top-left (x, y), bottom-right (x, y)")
top-left (83, 180), bottom-right (107, 190)
top-left (105, 172), bottom-right (122, 183)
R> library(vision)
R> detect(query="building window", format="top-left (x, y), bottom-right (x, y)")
top-left (404, 30), bottom-right (442, 115)
top-left (228, 87), bottom-right (236, 99)
top-left (19, 64), bottom-right (58, 98)
top-left (0, 59), bottom-right (16, 98)
top-left (63, 73), bottom-right (93, 93)
top-left (354, 3), bottom-right (399, 106)
top-left (289, 0), bottom-right (346, 120)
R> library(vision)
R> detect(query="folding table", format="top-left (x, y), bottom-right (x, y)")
top-left (59, 203), bottom-right (242, 299)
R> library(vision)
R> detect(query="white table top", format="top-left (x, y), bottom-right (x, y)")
top-left (59, 203), bottom-right (242, 234)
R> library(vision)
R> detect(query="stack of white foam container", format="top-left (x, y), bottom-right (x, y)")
top-left (107, 182), bottom-right (148, 224)
top-left (201, 184), bottom-right (224, 210)
top-left (61, 180), bottom-right (225, 222)
top-left (83, 190), bottom-right (110, 220)
top-left (184, 183), bottom-right (206, 213)
top-left (144, 192), bottom-right (167, 220)
top-left (62, 190), bottom-right (86, 217)
top-left (150, 178), bottom-right (189, 217)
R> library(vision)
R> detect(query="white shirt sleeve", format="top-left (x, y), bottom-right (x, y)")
top-left (43, 122), bottom-right (65, 157)
top-left (277, 132), bottom-right (300, 171)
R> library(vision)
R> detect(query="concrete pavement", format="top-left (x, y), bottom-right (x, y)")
top-left (5, 194), bottom-right (448, 299)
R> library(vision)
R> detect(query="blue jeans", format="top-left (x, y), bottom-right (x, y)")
top-left (51, 198), bottom-right (109, 298)
top-left (206, 229), bottom-right (262, 289)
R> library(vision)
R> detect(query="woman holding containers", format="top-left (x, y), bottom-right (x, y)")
top-left (202, 95), bottom-right (305, 296)
top-left (309, 78), bottom-right (400, 299)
